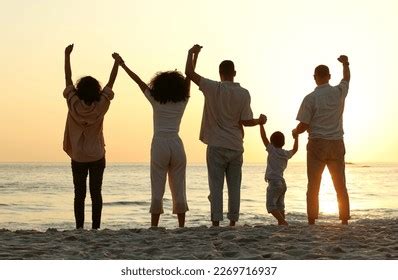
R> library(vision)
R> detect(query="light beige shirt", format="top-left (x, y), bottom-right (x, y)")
top-left (144, 89), bottom-right (187, 136)
top-left (265, 144), bottom-right (294, 181)
top-left (296, 80), bottom-right (349, 140)
top-left (63, 85), bottom-right (114, 162)
top-left (199, 78), bottom-right (253, 151)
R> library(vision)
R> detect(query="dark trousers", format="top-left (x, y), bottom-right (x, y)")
top-left (71, 157), bottom-right (106, 229)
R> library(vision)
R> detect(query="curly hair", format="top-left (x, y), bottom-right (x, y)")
top-left (76, 76), bottom-right (102, 105)
top-left (148, 71), bottom-right (189, 104)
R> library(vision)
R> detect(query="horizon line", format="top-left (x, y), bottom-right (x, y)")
top-left (0, 161), bottom-right (397, 165)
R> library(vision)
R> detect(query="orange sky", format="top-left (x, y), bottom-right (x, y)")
top-left (1, 0), bottom-right (398, 163)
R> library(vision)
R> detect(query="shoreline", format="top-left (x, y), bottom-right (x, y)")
top-left (0, 218), bottom-right (397, 260)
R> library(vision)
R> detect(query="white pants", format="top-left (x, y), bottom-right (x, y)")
top-left (150, 133), bottom-right (188, 214)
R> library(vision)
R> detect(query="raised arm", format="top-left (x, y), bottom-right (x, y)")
top-left (338, 55), bottom-right (350, 82)
top-left (185, 44), bottom-right (202, 86)
top-left (105, 55), bottom-right (120, 89)
top-left (291, 133), bottom-right (299, 155)
top-left (64, 44), bottom-right (74, 87)
top-left (113, 53), bottom-right (149, 93)
top-left (260, 124), bottom-right (270, 147)
top-left (185, 51), bottom-right (199, 92)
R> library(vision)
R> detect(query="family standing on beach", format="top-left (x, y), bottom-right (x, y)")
top-left (63, 43), bottom-right (351, 230)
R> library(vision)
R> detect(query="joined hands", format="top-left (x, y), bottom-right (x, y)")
top-left (189, 44), bottom-right (203, 54)
top-left (65, 44), bottom-right (74, 55)
top-left (259, 114), bottom-right (267, 125)
top-left (112, 53), bottom-right (125, 66)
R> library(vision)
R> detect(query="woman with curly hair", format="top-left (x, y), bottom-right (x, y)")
top-left (114, 53), bottom-right (197, 227)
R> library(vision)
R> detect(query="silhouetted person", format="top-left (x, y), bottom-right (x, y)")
top-left (63, 44), bottom-right (121, 229)
top-left (112, 52), bottom-right (198, 228)
top-left (260, 117), bottom-right (298, 225)
top-left (185, 44), bottom-right (266, 227)
top-left (293, 55), bottom-right (351, 225)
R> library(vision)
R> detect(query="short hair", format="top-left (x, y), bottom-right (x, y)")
top-left (270, 131), bottom-right (285, 148)
top-left (219, 60), bottom-right (235, 76)
top-left (314, 65), bottom-right (330, 78)
top-left (149, 71), bottom-right (189, 104)
top-left (76, 76), bottom-right (102, 105)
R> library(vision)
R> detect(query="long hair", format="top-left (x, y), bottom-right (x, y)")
top-left (148, 71), bottom-right (189, 104)
top-left (76, 76), bottom-right (102, 105)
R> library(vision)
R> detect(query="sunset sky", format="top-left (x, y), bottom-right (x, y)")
top-left (1, 0), bottom-right (397, 163)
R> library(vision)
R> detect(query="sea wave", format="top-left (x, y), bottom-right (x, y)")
top-left (103, 201), bottom-right (148, 206)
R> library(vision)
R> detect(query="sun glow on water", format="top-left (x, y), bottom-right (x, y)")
top-left (319, 171), bottom-right (339, 214)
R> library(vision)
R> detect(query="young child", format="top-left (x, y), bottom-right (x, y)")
top-left (260, 118), bottom-right (298, 225)
top-left (63, 44), bottom-right (121, 229)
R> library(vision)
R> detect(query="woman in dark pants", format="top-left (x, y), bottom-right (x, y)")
top-left (63, 44), bottom-right (121, 229)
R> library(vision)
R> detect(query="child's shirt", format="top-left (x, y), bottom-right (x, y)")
top-left (63, 85), bottom-right (114, 162)
top-left (265, 144), bottom-right (294, 181)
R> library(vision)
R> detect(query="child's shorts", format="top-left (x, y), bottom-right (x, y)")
top-left (266, 179), bottom-right (287, 213)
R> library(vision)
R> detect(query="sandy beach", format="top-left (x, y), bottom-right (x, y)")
top-left (0, 218), bottom-right (397, 260)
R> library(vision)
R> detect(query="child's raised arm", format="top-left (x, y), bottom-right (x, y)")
top-left (113, 53), bottom-right (149, 93)
top-left (291, 131), bottom-right (299, 155)
top-left (64, 44), bottom-right (74, 87)
top-left (259, 115), bottom-right (269, 147)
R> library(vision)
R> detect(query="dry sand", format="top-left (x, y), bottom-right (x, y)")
top-left (0, 219), bottom-right (397, 260)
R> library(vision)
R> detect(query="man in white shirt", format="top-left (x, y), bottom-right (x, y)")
top-left (185, 44), bottom-right (265, 226)
top-left (293, 55), bottom-right (351, 225)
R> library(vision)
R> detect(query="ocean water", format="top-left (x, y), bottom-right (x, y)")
top-left (0, 163), bottom-right (397, 230)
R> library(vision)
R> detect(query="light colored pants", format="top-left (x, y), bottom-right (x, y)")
top-left (206, 146), bottom-right (243, 222)
top-left (306, 138), bottom-right (350, 220)
top-left (266, 179), bottom-right (287, 213)
top-left (150, 133), bottom-right (188, 214)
